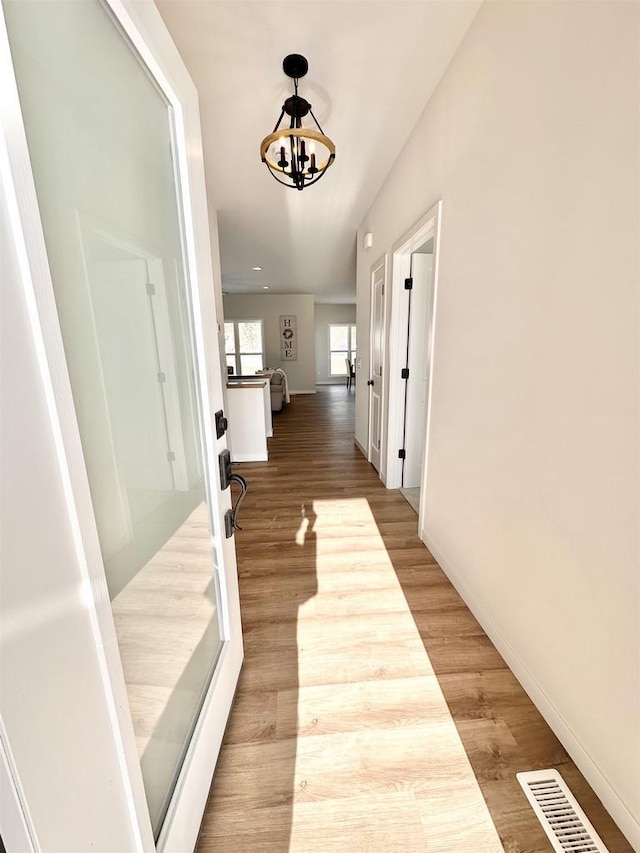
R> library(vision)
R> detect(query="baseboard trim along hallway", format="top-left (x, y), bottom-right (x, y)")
top-left (422, 531), bottom-right (640, 852)
top-left (195, 386), bottom-right (633, 852)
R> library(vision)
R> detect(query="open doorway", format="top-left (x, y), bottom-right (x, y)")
top-left (384, 202), bottom-right (441, 532)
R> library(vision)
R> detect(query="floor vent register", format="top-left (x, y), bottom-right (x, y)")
top-left (517, 769), bottom-right (609, 853)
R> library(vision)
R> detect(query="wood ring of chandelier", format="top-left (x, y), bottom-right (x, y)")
top-left (260, 127), bottom-right (336, 175)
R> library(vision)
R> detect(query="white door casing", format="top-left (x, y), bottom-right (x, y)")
top-left (402, 252), bottom-right (435, 489)
top-left (386, 202), bottom-right (442, 511)
top-left (0, 1), bottom-right (243, 850)
top-left (368, 257), bottom-right (387, 473)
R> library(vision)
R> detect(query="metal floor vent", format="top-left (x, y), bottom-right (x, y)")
top-left (517, 769), bottom-right (609, 853)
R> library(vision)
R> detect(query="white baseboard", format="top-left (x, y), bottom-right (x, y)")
top-left (316, 380), bottom-right (347, 386)
top-left (290, 389), bottom-right (316, 395)
top-left (421, 531), bottom-right (640, 852)
top-left (231, 453), bottom-right (268, 462)
top-left (354, 435), bottom-right (368, 459)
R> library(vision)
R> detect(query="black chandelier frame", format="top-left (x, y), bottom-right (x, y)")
top-left (260, 54), bottom-right (336, 191)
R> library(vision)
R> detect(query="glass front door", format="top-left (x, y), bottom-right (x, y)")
top-left (4, 0), bottom-right (224, 836)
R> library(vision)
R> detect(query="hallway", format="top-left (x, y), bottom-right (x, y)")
top-left (196, 387), bottom-right (631, 852)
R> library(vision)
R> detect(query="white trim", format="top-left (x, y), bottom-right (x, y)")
top-left (154, 643), bottom-right (242, 852)
top-left (421, 532), bottom-right (640, 853)
top-left (224, 317), bottom-right (266, 377)
top-left (385, 202), bottom-right (442, 494)
top-left (290, 389), bottom-right (317, 395)
top-left (230, 452), bottom-right (269, 462)
top-left (354, 435), bottom-right (368, 459)
top-left (107, 3), bottom-right (244, 850)
top-left (0, 720), bottom-right (36, 852)
top-left (1, 1), bottom-right (243, 849)
top-left (0, 5), bottom-right (153, 848)
top-left (327, 322), bottom-right (357, 378)
top-left (418, 205), bottom-right (443, 530)
top-left (368, 254), bottom-right (387, 469)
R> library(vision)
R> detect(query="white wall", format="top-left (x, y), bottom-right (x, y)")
top-left (315, 303), bottom-right (356, 384)
top-left (223, 293), bottom-right (316, 393)
top-left (356, 1), bottom-right (639, 846)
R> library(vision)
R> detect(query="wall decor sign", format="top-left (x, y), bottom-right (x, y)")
top-left (280, 315), bottom-right (297, 361)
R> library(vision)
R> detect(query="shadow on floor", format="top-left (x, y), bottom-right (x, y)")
top-left (196, 413), bottom-right (320, 850)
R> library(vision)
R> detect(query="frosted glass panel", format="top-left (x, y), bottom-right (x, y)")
top-left (5, 0), bottom-right (223, 836)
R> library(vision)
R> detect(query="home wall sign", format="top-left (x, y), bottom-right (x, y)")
top-left (280, 315), bottom-right (297, 361)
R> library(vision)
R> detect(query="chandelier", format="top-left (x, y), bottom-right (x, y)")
top-left (260, 54), bottom-right (335, 191)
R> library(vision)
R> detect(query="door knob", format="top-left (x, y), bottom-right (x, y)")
top-left (367, 379), bottom-right (374, 386)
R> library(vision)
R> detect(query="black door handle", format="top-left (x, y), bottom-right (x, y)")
top-left (367, 379), bottom-right (374, 386)
top-left (229, 474), bottom-right (247, 531)
top-left (224, 473), bottom-right (248, 537)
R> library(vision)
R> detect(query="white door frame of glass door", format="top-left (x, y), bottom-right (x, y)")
top-left (0, 1), bottom-right (243, 850)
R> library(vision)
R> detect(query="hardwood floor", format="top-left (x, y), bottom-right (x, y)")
top-left (196, 386), bottom-right (632, 853)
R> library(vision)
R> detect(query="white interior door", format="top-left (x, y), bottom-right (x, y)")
top-left (368, 260), bottom-right (386, 471)
top-left (0, 1), bottom-right (242, 850)
top-left (384, 202), bottom-right (442, 490)
top-left (403, 251), bottom-right (434, 488)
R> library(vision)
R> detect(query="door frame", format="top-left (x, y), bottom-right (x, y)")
top-left (401, 251), bottom-right (434, 491)
top-left (385, 203), bottom-right (442, 512)
top-left (367, 254), bottom-right (388, 476)
top-left (0, 1), bottom-right (242, 850)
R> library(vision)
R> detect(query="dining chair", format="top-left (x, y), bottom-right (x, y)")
top-left (345, 358), bottom-right (355, 390)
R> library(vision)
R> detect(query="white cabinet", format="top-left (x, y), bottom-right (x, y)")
top-left (226, 382), bottom-right (269, 461)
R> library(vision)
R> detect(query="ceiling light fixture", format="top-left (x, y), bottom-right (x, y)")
top-left (260, 54), bottom-right (335, 191)
top-left (251, 266), bottom-right (263, 271)
top-left (262, 285), bottom-right (270, 290)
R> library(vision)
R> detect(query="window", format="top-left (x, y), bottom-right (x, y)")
top-left (224, 320), bottom-right (265, 375)
top-left (329, 324), bottom-right (357, 376)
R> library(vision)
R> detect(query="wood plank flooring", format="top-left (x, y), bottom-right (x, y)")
top-left (196, 386), bottom-right (633, 853)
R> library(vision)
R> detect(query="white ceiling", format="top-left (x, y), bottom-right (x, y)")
top-left (156, 0), bottom-right (482, 303)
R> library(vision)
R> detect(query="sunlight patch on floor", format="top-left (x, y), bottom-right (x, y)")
top-left (280, 497), bottom-right (504, 852)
